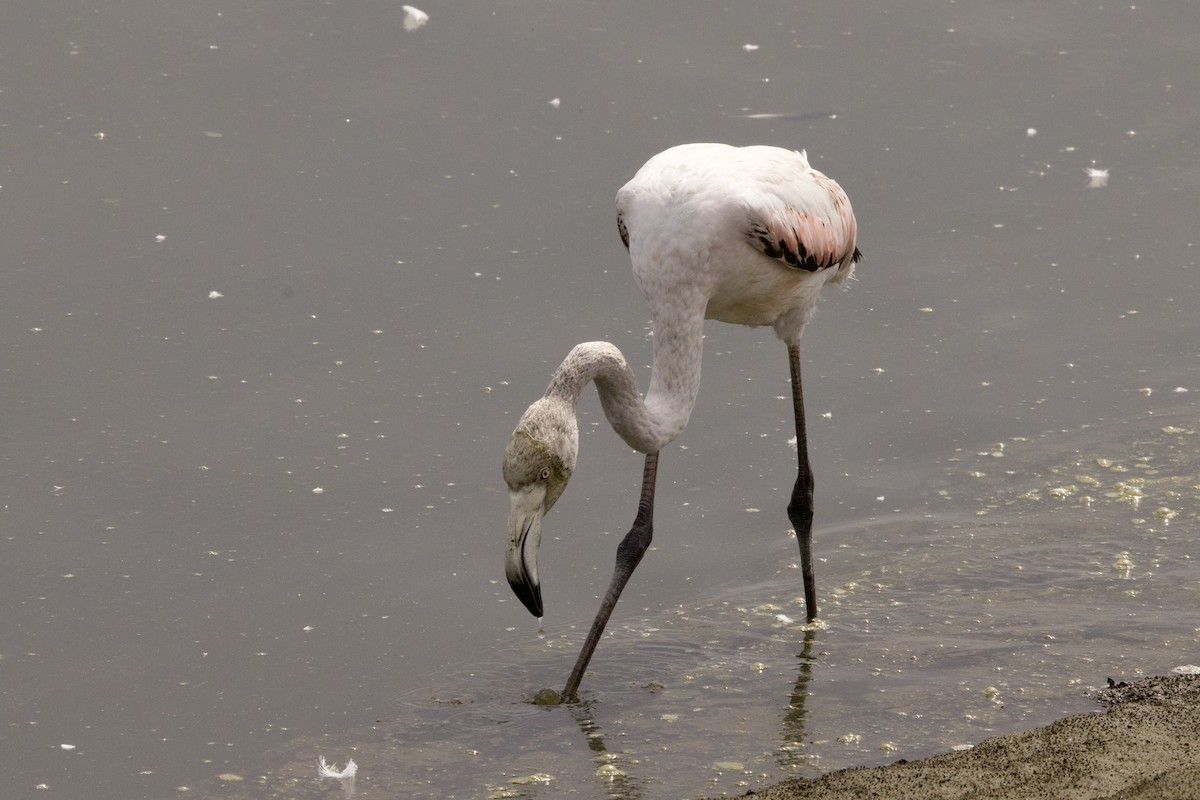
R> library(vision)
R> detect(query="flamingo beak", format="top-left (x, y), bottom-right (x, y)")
top-left (506, 488), bottom-right (544, 618)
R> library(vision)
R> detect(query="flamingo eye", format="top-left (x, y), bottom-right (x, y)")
top-left (539, 467), bottom-right (551, 481)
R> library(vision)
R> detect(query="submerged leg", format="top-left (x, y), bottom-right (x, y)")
top-left (562, 451), bottom-right (659, 701)
top-left (786, 342), bottom-right (818, 622)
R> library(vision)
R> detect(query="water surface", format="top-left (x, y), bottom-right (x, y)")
top-left (2, 2), bottom-right (1198, 798)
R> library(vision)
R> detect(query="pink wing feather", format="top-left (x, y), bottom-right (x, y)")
top-left (746, 167), bottom-right (861, 277)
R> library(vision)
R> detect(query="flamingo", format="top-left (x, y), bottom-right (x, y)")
top-left (503, 143), bottom-right (860, 701)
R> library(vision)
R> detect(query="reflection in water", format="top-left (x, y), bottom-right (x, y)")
top-left (560, 626), bottom-right (817, 799)
top-left (567, 701), bottom-right (647, 800)
top-left (779, 628), bottom-right (818, 769)
top-left (327, 774), bottom-right (356, 800)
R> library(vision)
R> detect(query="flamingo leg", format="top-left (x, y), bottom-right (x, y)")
top-left (562, 451), bottom-right (659, 701)
top-left (786, 341), bottom-right (818, 622)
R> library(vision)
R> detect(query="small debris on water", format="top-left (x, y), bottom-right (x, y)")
top-left (317, 756), bottom-right (357, 779)
top-left (401, 5), bottom-right (428, 31)
top-left (531, 688), bottom-right (561, 705)
top-left (510, 772), bottom-right (554, 785)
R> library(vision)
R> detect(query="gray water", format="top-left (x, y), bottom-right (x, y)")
top-left (2, 2), bottom-right (1197, 798)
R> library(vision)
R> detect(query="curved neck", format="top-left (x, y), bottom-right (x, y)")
top-left (545, 314), bottom-right (704, 454)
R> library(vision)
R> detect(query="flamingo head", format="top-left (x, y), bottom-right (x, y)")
top-left (502, 398), bottom-right (577, 618)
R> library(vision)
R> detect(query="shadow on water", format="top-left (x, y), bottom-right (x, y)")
top-left (193, 405), bottom-right (1200, 799)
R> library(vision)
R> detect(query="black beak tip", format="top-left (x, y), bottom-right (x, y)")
top-left (510, 578), bottom-right (543, 618)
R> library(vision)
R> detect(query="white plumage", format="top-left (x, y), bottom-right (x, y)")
top-left (503, 143), bottom-right (861, 701)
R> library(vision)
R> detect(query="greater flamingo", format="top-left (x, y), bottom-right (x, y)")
top-left (503, 143), bottom-right (861, 701)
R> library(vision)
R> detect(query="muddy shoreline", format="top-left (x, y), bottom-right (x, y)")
top-left (710, 674), bottom-right (1200, 800)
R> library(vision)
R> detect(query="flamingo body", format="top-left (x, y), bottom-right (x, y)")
top-left (618, 143), bottom-right (858, 339)
top-left (503, 143), bottom-right (861, 701)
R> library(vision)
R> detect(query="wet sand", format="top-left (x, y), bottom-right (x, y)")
top-left (712, 675), bottom-right (1200, 800)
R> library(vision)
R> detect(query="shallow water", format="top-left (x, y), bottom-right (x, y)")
top-left (2, 2), bottom-right (1198, 799)
top-left (181, 408), bottom-right (1199, 799)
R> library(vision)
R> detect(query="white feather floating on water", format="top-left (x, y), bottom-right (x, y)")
top-left (318, 756), bottom-right (358, 779)
top-left (1086, 166), bottom-right (1109, 188)
top-left (401, 5), bottom-right (428, 31)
